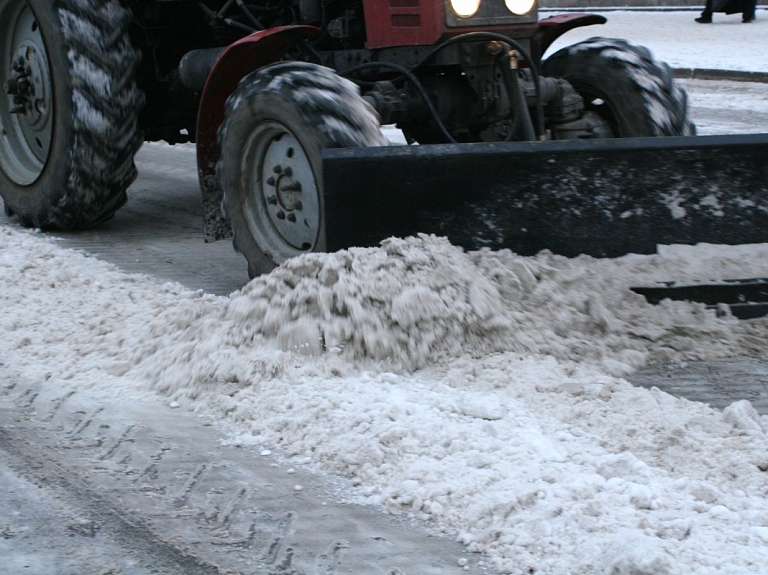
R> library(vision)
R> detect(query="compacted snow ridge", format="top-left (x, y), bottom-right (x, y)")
top-left (2, 225), bottom-right (768, 575)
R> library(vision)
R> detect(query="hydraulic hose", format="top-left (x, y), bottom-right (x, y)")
top-left (340, 61), bottom-right (459, 144)
top-left (500, 51), bottom-right (536, 141)
top-left (409, 32), bottom-right (545, 139)
top-left (236, 0), bottom-right (265, 30)
top-left (339, 32), bottom-right (549, 143)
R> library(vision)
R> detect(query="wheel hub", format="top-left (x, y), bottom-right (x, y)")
top-left (259, 132), bottom-right (320, 251)
top-left (0, 1), bottom-right (54, 185)
top-left (268, 166), bottom-right (303, 215)
top-left (6, 47), bottom-right (50, 128)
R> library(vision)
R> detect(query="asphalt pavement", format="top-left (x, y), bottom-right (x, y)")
top-left (630, 357), bottom-right (768, 416)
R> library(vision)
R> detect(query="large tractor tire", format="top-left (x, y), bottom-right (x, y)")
top-left (542, 37), bottom-right (695, 138)
top-left (0, 0), bottom-right (143, 229)
top-left (218, 61), bottom-right (387, 278)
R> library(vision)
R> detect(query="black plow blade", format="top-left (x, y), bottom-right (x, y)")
top-left (322, 133), bottom-right (768, 258)
top-left (631, 278), bottom-right (768, 320)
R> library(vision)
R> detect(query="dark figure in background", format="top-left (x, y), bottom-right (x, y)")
top-left (696, 0), bottom-right (757, 23)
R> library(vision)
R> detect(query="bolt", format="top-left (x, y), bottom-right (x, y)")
top-left (276, 210), bottom-right (286, 220)
top-left (18, 78), bottom-right (31, 95)
top-left (273, 165), bottom-right (283, 174)
top-left (4, 78), bottom-right (19, 95)
top-left (487, 41), bottom-right (506, 55)
top-left (287, 213), bottom-right (297, 223)
top-left (267, 176), bottom-right (276, 186)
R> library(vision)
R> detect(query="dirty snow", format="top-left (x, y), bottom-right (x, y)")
top-left (3, 9), bottom-right (768, 574)
top-left (2, 227), bottom-right (768, 575)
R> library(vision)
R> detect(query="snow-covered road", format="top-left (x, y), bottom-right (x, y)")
top-left (2, 12), bottom-right (768, 575)
top-left (546, 9), bottom-right (768, 73)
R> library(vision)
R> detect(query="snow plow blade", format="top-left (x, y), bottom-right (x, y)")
top-left (322, 133), bottom-right (768, 257)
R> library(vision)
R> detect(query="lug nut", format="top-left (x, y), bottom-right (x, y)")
top-left (294, 201), bottom-right (302, 210)
top-left (267, 176), bottom-right (276, 186)
top-left (267, 194), bottom-right (277, 205)
top-left (276, 210), bottom-right (286, 220)
top-left (287, 213), bottom-right (297, 222)
top-left (4, 78), bottom-right (19, 95)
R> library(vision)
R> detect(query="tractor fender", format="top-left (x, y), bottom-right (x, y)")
top-left (531, 13), bottom-right (607, 64)
top-left (196, 25), bottom-right (322, 242)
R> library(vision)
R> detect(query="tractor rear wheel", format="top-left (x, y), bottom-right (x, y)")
top-left (0, 0), bottom-right (143, 229)
top-left (542, 37), bottom-right (695, 138)
top-left (218, 62), bottom-right (387, 278)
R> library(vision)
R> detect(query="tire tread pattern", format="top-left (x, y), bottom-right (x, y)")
top-left (40, 0), bottom-right (144, 229)
top-left (544, 37), bottom-right (695, 137)
top-left (218, 62), bottom-right (386, 274)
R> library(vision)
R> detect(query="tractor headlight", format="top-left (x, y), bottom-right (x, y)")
top-left (504, 0), bottom-right (535, 15)
top-left (450, 0), bottom-right (481, 18)
top-left (445, 0), bottom-right (538, 28)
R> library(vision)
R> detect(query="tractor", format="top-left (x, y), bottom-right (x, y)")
top-left (2, 0), bottom-right (766, 278)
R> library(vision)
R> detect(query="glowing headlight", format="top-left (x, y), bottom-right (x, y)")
top-left (450, 0), bottom-right (481, 18)
top-left (504, 0), bottom-right (535, 15)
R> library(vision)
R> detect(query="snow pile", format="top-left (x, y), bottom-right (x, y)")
top-left (3, 225), bottom-right (768, 574)
top-left (215, 234), bottom-right (763, 374)
top-left (217, 358), bottom-right (768, 575)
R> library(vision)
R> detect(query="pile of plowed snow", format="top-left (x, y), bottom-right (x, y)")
top-left (5, 226), bottom-right (768, 394)
top-left (219, 234), bottom-right (766, 372)
top-left (3, 226), bottom-right (768, 575)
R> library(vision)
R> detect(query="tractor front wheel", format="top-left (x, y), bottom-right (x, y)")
top-left (218, 62), bottom-right (386, 278)
top-left (543, 37), bottom-right (695, 138)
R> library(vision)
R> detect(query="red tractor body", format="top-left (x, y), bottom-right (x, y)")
top-left (3, 0), bottom-right (766, 280)
top-left (362, 0), bottom-right (537, 48)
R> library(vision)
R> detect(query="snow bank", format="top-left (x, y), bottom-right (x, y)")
top-left (217, 235), bottom-right (768, 375)
top-left (2, 225), bottom-right (768, 574)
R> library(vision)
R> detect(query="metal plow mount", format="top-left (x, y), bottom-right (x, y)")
top-left (631, 278), bottom-right (768, 320)
top-left (322, 133), bottom-right (768, 258)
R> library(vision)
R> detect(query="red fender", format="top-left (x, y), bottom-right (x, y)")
top-left (531, 13), bottom-right (607, 64)
top-left (196, 25), bottom-right (322, 241)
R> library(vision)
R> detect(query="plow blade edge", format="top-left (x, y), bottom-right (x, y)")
top-left (322, 133), bottom-right (768, 258)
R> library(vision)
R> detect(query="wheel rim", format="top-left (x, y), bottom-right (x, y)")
top-left (0, 0), bottom-right (54, 185)
top-left (243, 121), bottom-right (321, 262)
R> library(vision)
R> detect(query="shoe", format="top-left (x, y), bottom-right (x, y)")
top-left (743, 16), bottom-right (755, 23)
top-left (695, 16), bottom-right (712, 23)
